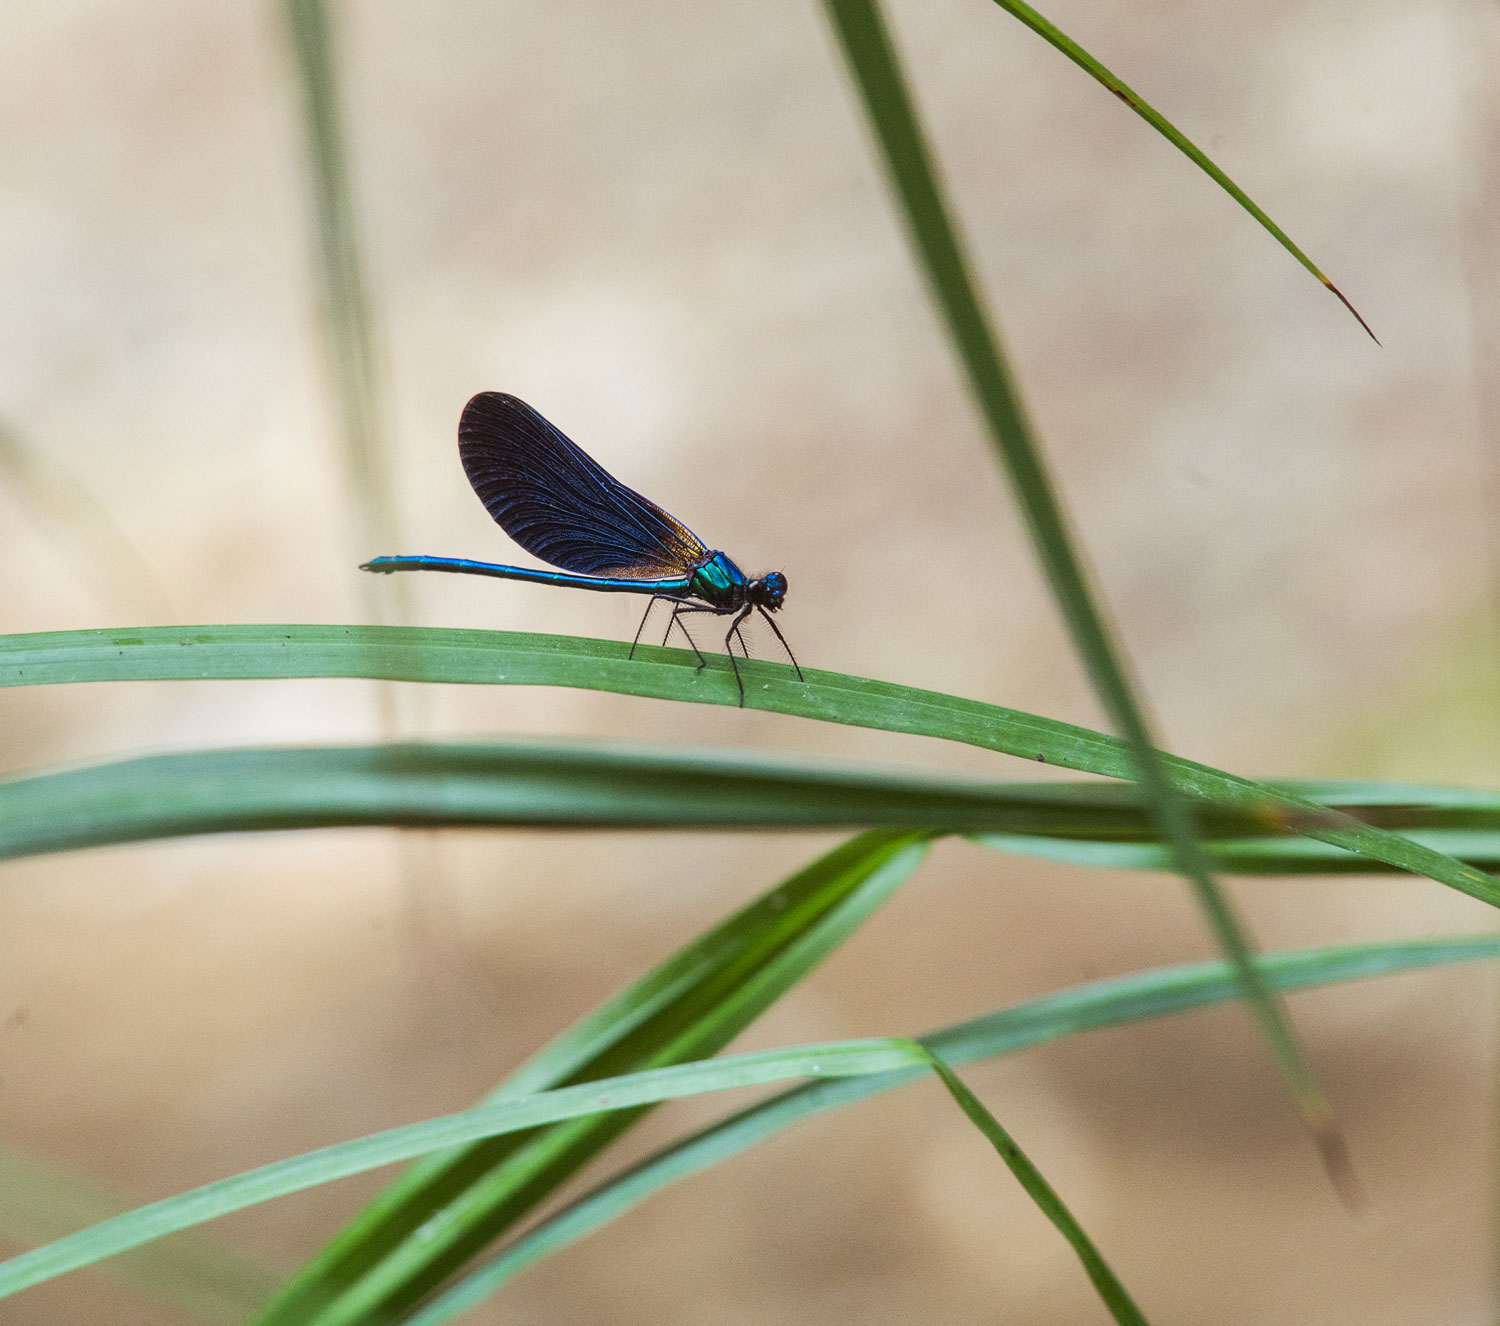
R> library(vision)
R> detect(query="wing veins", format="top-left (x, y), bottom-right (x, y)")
top-left (457, 393), bottom-right (707, 580)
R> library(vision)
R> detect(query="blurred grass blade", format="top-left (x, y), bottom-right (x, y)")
top-left (253, 830), bottom-right (928, 1325)
top-left (281, 0), bottom-right (406, 626)
top-left (0, 418), bottom-right (170, 619)
top-left (825, 0), bottom-right (1344, 1188)
top-left (0, 740), bottom-right (1095, 859)
top-left (923, 1055), bottom-right (1148, 1325)
top-left (985, 0), bottom-right (1374, 339)
top-left (976, 829), bottom-right (1500, 875)
top-left (0, 1143), bottom-right (277, 1323)
top-left (2, 624), bottom-right (1499, 907)
top-left (974, 778), bottom-right (1500, 873)
top-left (0, 1039), bottom-right (931, 1304)
top-left (409, 933), bottom-right (1500, 1323)
top-left (12, 743), bottom-right (1500, 876)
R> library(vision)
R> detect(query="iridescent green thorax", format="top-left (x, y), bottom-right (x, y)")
top-left (689, 551), bottom-right (749, 608)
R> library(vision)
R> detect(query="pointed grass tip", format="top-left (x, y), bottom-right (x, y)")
top-left (1323, 277), bottom-right (1380, 346)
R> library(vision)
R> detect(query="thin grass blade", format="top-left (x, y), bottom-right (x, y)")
top-left (10, 934), bottom-right (1494, 1314)
top-left (0, 1144), bottom-right (276, 1324)
top-left (281, 0), bottom-right (407, 628)
top-left (252, 830), bottom-right (928, 1325)
top-left (408, 933), bottom-right (1500, 1323)
top-left (824, 0), bottom-right (1344, 1188)
top-left (9, 744), bottom-right (1500, 878)
top-left (923, 1055), bottom-right (1148, 1324)
top-left (985, 0), bottom-right (1374, 338)
top-left (1, 625), bottom-right (1496, 906)
top-left (0, 1040), bottom-right (930, 1304)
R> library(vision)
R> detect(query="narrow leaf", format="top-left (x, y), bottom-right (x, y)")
top-left (409, 934), bottom-right (1500, 1322)
top-left (0, 1143), bottom-right (276, 1323)
top-left (986, 0), bottom-right (1374, 338)
top-left (254, 830), bottom-right (928, 1324)
top-left (824, 0), bottom-right (1340, 1188)
top-left (10, 743), bottom-right (1500, 880)
top-left (1, 625), bottom-right (1496, 909)
top-left (0, 1040), bottom-right (930, 1303)
top-left (924, 1055), bottom-right (1149, 1325)
top-left (281, 0), bottom-right (407, 625)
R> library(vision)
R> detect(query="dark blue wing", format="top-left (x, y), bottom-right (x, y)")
top-left (458, 392), bottom-right (708, 579)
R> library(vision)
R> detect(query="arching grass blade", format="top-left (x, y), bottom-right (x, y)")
top-left (409, 934), bottom-right (1500, 1323)
top-left (0, 1040), bottom-right (932, 1305)
top-left (252, 830), bottom-right (928, 1325)
top-left (0, 625), bottom-right (1496, 908)
top-left (9, 742), bottom-right (1500, 879)
top-left (984, 0), bottom-right (1375, 339)
top-left (10, 935), bottom-right (1496, 1315)
top-left (833, 0), bottom-right (1346, 1190)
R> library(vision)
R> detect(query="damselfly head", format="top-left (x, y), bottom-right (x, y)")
top-left (749, 571), bottom-right (788, 611)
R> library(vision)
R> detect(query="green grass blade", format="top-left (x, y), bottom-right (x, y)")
top-left (1, 624), bottom-right (1496, 906)
top-left (0, 1040), bottom-right (930, 1305)
top-left (0, 742), bottom-right (1430, 861)
top-left (407, 934), bottom-right (1500, 1323)
top-left (985, 0), bottom-right (1374, 339)
top-left (280, 0), bottom-right (406, 626)
top-left (253, 830), bottom-right (928, 1325)
top-left (0, 741), bottom-right (1121, 859)
top-left (823, 0), bottom-right (1346, 1188)
top-left (923, 1055), bottom-right (1149, 1325)
top-left (13, 933), bottom-right (1493, 1315)
top-left (0, 1144), bottom-right (277, 1323)
top-left (11, 742), bottom-right (1500, 878)
top-left (467, 834), bottom-right (926, 1100)
top-left (976, 829), bottom-right (1500, 875)
top-left (974, 778), bottom-right (1500, 872)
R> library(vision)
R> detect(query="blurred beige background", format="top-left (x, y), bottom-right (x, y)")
top-left (3, 0), bottom-right (1500, 1321)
